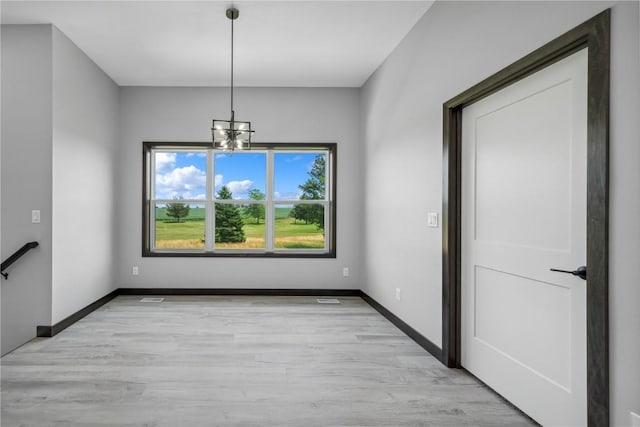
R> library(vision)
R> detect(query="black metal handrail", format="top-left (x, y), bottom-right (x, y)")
top-left (1, 241), bottom-right (39, 280)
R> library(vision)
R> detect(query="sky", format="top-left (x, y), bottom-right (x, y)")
top-left (154, 150), bottom-right (323, 201)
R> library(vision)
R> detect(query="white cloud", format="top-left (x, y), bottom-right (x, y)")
top-left (155, 165), bottom-right (206, 199)
top-left (214, 177), bottom-right (254, 198)
top-left (285, 155), bottom-right (303, 163)
top-left (182, 192), bottom-right (206, 201)
top-left (226, 180), bottom-right (253, 197)
top-left (155, 152), bottom-right (176, 173)
top-left (274, 191), bottom-right (301, 200)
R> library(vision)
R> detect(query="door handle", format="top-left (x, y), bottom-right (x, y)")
top-left (550, 266), bottom-right (587, 280)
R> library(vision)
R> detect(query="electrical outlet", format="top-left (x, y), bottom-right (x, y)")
top-left (31, 210), bottom-right (41, 224)
top-left (395, 288), bottom-right (402, 301)
top-left (342, 267), bottom-right (349, 277)
top-left (132, 266), bottom-right (139, 276)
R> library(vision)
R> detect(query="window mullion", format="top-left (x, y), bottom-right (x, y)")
top-left (149, 152), bottom-right (156, 250)
top-left (266, 149), bottom-right (274, 251)
top-left (324, 200), bottom-right (330, 252)
top-left (150, 201), bottom-right (156, 250)
top-left (206, 149), bottom-right (214, 251)
top-left (325, 150), bottom-right (331, 251)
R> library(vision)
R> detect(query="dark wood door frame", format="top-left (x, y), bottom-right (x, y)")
top-left (441, 9), bottom-right (610, 426)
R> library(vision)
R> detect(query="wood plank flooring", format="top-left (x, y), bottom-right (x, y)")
top-left (1, 295), bottom-right (536, 426)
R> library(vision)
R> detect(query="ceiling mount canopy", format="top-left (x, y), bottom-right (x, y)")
top-left (226, 8), bottom-right (239, 20)
top-left (212, 7), bottom-right (254, 152)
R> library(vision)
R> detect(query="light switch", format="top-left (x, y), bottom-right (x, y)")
top-left (427, 212), bottom-right (439, 228)
top-left (31, 210), bottom-right (41, 224)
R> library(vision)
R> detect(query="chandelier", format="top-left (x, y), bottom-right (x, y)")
top-left (212, 8), bottom-right (254, 151)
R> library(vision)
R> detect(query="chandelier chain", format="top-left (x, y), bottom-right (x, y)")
top-left (212, 7), bottom-right (252, 152)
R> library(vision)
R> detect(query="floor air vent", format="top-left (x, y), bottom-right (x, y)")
top-left (140, 297), bottom-right (164, 303)
top-left (316, 298), bottom-right (340, 304)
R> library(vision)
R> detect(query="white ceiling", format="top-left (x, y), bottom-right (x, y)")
top-left (1, 1), bottom-right (434, 87)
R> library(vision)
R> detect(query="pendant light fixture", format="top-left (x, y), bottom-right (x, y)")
top-left (212, 7), bottom-right (253, 152)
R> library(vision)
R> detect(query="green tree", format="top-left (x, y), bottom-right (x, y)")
top-left (244, 189), bottom-right (265, 224)
top-left (289, 204), bottom-right (313, 224)
top-left (215, 185), bottom-right (246, 243)
top-left (165, 198), bottom-right (190, 223)
top-left (291, 155), bottom-right (325, 229)
top-left (288, 204), bottom-right (303, 224)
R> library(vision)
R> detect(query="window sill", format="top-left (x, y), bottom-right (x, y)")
top-left (142, 250), bottom-right (336, 258)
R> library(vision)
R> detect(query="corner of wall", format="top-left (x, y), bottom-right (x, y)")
top-left (50, 25), bottom-right (120, 323)
top-left (1, 24), bottom-right (54, 354)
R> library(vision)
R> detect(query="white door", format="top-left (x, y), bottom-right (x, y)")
top-left (461, 49), bottom-right (587, 426)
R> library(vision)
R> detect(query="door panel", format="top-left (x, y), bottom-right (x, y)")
top-left (461, 49), bottom-right (587, 426)
top-left (474, 78), bottom-right (573, 251)
top-left (474, 266), bottom-right (572, 389)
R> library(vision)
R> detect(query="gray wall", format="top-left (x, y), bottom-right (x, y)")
top-left (1, 25), bottom-right (53, 355)
top-left (360, 1), bottom-right (639, 425)
top-left (1, 24), bottom-right (119, 353)
top-left (117, 87), bottom-right (364, 290)
top-left (51, 28), bottom-right (119, 323)
top-left (3, 3), bottom-right (638, 423)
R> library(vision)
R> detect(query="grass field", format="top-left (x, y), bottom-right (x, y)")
top-left (154, 206), bottom-right (324, 249)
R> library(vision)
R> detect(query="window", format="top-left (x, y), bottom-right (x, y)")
top-left (143, 142), bottom-right (336, 257)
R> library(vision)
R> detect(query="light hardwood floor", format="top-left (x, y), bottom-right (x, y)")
top-left (1, 295), bottom-right (536, 426)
